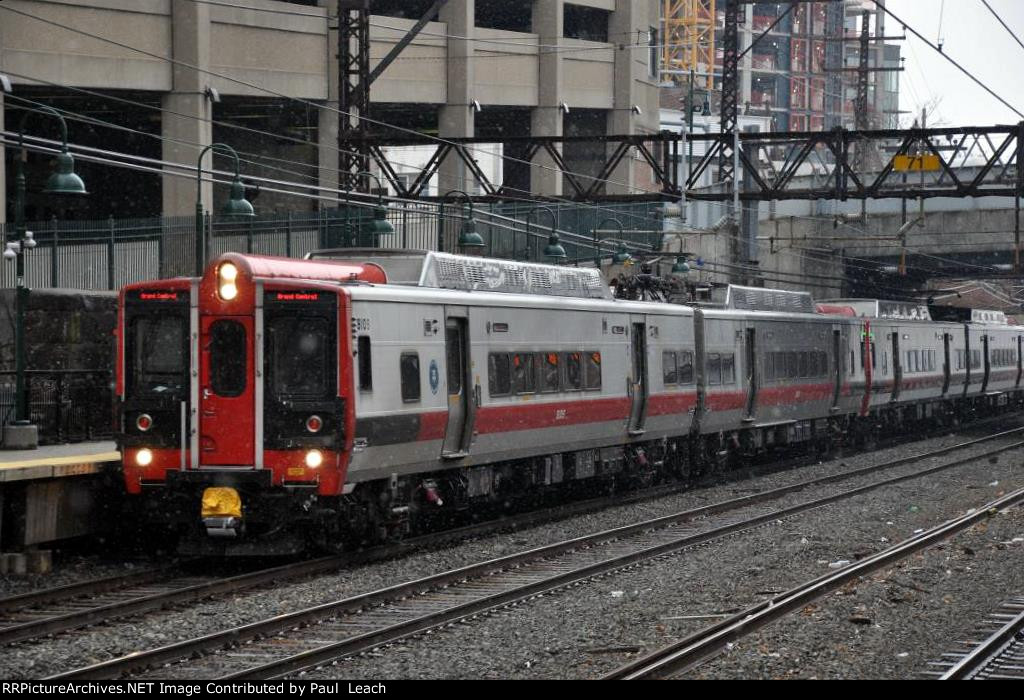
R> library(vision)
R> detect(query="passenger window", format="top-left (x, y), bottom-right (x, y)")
top-left (707, 354), bottom-right (722, 385)
top-left (584, 352), bottom-right (602, 390)
top-left (357, 336), bottom-right (372, 392)
top-left (663, 351), bottom-right (678, 385)
top-left (512, 353), bottom-right (536, 394)
top-left (564, 352), bottom-right (583, 390)
top-left (787, 352), bottom-right (799, 379)
top-left (798, 352), bottom-right (809, 378)
top-left (679, 351), bottom-right (694, 384)
top-left (446, 329), bottom-right (462, 395)
top-left (210, 320), bottom-right (247, 398)
top-left (764, 354), bottom-right (775, 382)
top-left (400, 353), bottom-right (421, 403)
top-left (721, 354), bottom-right (735, 384)
top-left (539, 353), bottom-right (560, 393)
top-left (489, 353), bottom-right (511, 396)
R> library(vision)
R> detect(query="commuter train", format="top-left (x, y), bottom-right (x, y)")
top-left (115, 251), bottom-right (1024, 553)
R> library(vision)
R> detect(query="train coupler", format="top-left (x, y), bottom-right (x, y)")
top-left (201, 487), bottom-right (244, 538)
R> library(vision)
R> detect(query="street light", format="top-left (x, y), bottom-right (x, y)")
top-left (195, 143), bottom-right (254, 276)
top-left (672, 253), bottom-right (694, 276)
top-left (526, 206), bottom-right (566, 263)
top-left (354, 172), bottom-right (395, 247)
top-left (442, 190), bottom-right (485, 254)
top-left (591, 217), bottom-right (627, 267)
top-left (4, 105), bottom-right (87, 448)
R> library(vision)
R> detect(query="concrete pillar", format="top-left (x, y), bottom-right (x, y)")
top-left (318, 0), bottom-right (339, 199)
top-left (607, 1), bottom-right (643, 195)
top-left (161, 0), bottom-right (213, 217)
top-left (531, 0), bottom-right (564, 197)
top-left (438, 0), bottom-right (475, 195)
top-left (1, 23), bottom-right (6, 227)
top-left (0, 89), bottom-right (6, 226)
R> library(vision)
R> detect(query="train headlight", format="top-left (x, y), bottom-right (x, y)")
top-left (218, 263), bottom-right (239, 301)
top-left (305, 450), bottom-right (323, 469)
top-left (136, 414), bottom-right (153, 432)
top-left (136, 448), bottom-right (153, 467)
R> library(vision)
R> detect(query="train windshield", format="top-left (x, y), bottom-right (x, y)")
top-left (129, 315), bottom-right (188, 396)
top-left (267, 316), bottom-right (331, 398)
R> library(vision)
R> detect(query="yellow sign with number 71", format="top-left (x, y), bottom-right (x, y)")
top-left (892, 154), bottom-right (941, 172)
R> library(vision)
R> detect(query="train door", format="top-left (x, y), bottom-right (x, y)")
top-left (982, 334), bottom-right (991, 393)
top-left (942, 332), bottom-right (952, 395)
top-left (891, 330), bottom-right (902, 402)
top-left (442, 314), bottom-right (474, 459)
top-left (830, 329), bottom-right (842, 411)
top-left (1017, 335), bottom-right (1022, 388)
top-left (963, 325), bottom-right (972, 397)
top-left (744, 327), bottom-right (758, 420)
top-left (628, 320), bottom-right (649, 435)
top-left (198, 315), bottom-right (255, 466)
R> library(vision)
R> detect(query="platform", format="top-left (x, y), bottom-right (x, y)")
top-left (0, 442), bottom-right (120, 483)
top-left (0, 442), bottom-right (121, 551)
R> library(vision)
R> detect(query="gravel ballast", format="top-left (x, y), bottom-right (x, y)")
top-left (1, 426), bottom-right (1021, 679)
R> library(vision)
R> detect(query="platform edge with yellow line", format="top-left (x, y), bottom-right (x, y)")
top-left (0, 443), bottom-right (122, 550)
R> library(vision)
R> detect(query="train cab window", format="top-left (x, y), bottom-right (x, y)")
top-left (269, 317), bottom-right (329, 397)
top-left (564, 352), bottom-right (583, 391)
top-left (539, 353), bottom-right (560, 393)
top-left (512, 353), bottom-right (536, 394)
top-left (721, 354), bottom-right (735, 384)
top-left (584, 352), bottom-right (602, 390)
top-left (357, 336), bottom-right (372, 392)
top-left (663, 351), bottom-right (678, 385)
top-left (400, 353), bottom-right (421, 403)
top-left (209, 320), bottom-right (247, 397)
top-left (679, 351), bottom-right (695, 384)
top-left (130, 316), bottom-right (188, 396)
top-left (707, 354), bottom-right (722, 385)
top-left (489, 353), bottom-right (511, 396)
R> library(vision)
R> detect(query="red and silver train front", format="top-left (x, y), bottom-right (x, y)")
top-left (116, 253), bottom-right (379, 553)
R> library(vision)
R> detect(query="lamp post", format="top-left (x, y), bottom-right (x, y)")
top-left (442, 190), bottom-right (485, 254)
top-left (525, 206), bottom-right (566, 263)
top-left (352, 172), bottom-right (395, 248)
top-left (4, 105), bottom-right (87, 448)
top-left (194, 143), bottom-right (254, 276)
top-left (591, 217), bottom-right (626, 267)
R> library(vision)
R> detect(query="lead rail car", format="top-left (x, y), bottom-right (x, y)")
top-left (116, 251), bottom-right (1024, 553)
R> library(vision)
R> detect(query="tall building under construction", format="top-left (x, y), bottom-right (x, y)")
top-left (661, 0), bottom-right (901, 131)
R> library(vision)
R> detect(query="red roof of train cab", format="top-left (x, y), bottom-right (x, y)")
top-left (215, 253), bottom-right (388, 285)
top-left (816, 304), bottom-right (856, 317)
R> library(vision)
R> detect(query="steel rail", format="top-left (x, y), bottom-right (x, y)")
top-left (939, 606), bottom-right (1024, 680)
top-left (605, 487), bottom-right (1024, 680)
top-left (52, 429), bottom-right (1024, 680)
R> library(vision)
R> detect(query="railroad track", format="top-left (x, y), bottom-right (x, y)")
top-left (603, 488), bottom-right (1024, 680)
top-left (927, 597), bottom-right (1024, 680)
top-left (9, 419), bottom-right (997, 650)
top-left (0, 477), bottom-right (696, 647)
top-left (51, 426), bottom-right (1024, 680)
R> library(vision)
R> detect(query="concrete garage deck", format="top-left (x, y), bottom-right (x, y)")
top-left (0, 443), bottom-right (121, 569)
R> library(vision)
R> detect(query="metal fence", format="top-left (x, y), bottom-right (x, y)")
top-left (0, 370), bottom-right (113, 445)
top-left (0, 202), bottom-right (664, 291)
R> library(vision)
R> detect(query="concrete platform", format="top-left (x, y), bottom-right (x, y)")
top-left (0, 442), bottom-right (120, 482)
top-left (0, 442), bottom-right (121, 551)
